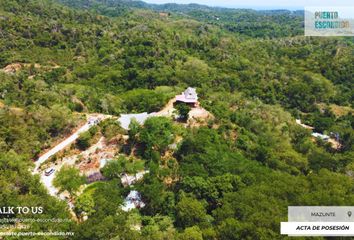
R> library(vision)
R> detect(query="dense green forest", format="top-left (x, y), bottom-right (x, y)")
top-left (0, 0), bottom-right (353, 239)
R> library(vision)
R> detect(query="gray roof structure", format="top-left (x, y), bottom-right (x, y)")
top-left (118, 112), bottom-right (156, 130)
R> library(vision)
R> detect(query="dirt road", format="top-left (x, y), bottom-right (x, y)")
top-left (34, 114), bottom-right (112, 172)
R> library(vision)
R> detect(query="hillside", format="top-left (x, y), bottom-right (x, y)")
top-left (58, 0), bottom-right (304, 37)
top-left (0, 0), bottom-right (353, 239)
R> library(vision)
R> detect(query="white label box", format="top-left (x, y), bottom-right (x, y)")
top-left (305, 7), bottom-right (354, 36)
top-left (288, 206), bottom-right (354, 222)
top-left (281, 222), bottom-right (354, 236)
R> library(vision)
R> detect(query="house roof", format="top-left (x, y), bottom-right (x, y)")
top-left (176, 87), bottom-right (198, 103)
top-left (118, 112), bottom-right (156, 130)
top-left (185, 87), bottom-right (197, 99)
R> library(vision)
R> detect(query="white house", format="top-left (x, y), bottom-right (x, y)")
top-left (175, 87), bottom-right (198, 106)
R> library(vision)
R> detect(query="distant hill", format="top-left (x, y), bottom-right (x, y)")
top-left (57, 0), bottom-right (304, 37)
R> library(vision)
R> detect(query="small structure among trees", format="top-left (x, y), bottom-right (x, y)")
top-left (175, 87), bottom-right (199, 107)
top-left (121, 190), bottom-right (145, 212)
top-left (118, 113), bottom-right (154, 130)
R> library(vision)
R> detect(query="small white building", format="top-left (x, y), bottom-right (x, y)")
top-left (175, 87), bottom-right (198, 105)
top-left (120, 170), bottom-right (149, 187)
top-left (312, 132), bottom-right (330, 141)
top-left (121, 190), bottom-right (145, 212)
